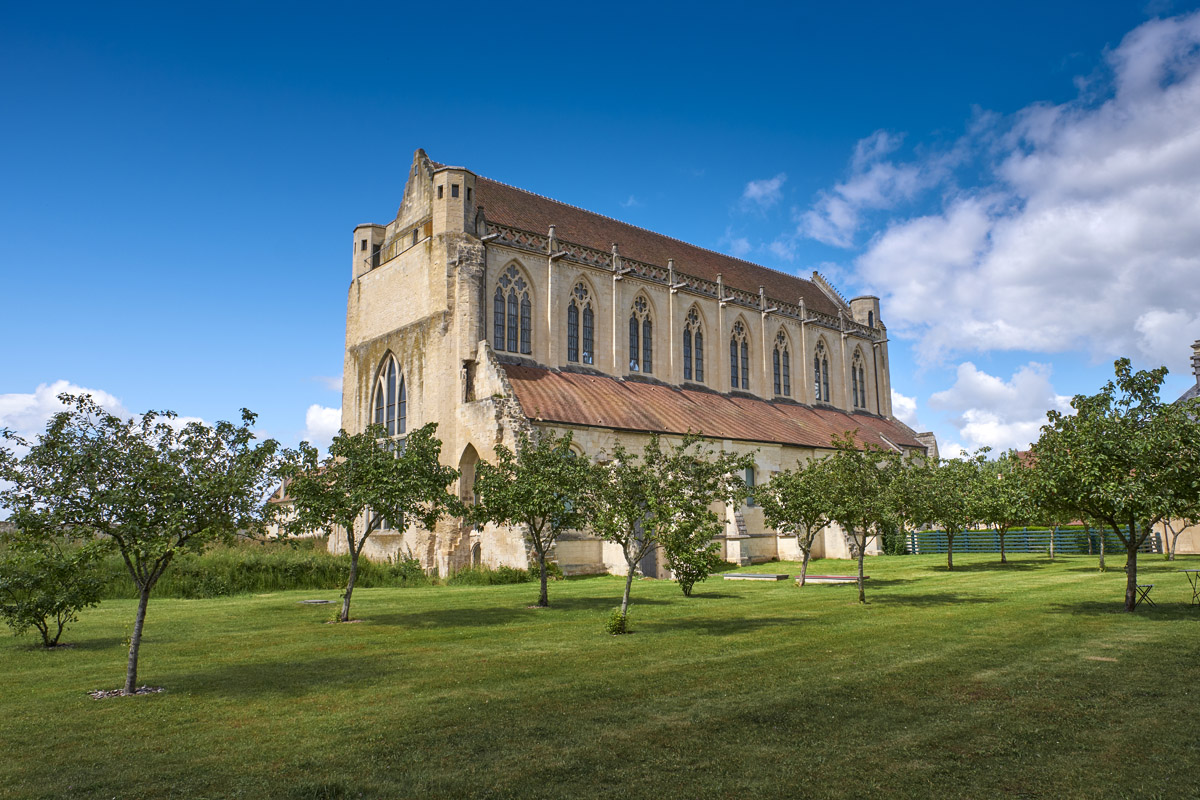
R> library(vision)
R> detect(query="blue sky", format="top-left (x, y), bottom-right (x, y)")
top-left (3, 0), bottom-right (1200, 457)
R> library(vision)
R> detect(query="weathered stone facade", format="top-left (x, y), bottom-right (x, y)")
top-left (336, 149), bottom-right (934, 576)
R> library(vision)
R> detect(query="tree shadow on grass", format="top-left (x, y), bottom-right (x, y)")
top-left (651, 615), bottom-right (801, 636)
top-left (541, 594), bottom-right (674, 612)
top-left (1047, 601), bottom-right (1200, 619)
top-left (870, 592), bottom-right (996, 606)
top-left (929, 560), bottom-right (1047, 573)
top-left (162, 653), bottom-right (393, 697)
top-left (56, 636), bottom-right (126, 652)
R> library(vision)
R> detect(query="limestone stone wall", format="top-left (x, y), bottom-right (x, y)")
top-left (339, 149), bottom-right (897, 577)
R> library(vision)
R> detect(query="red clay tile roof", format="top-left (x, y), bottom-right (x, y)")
top-left (474, 176), bottom-right (842, 317)
top-left (503, 363), bottom-right (924, 452)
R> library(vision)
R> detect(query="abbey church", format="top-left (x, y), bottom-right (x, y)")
top-left (336, 149), bottom-right (935, 576)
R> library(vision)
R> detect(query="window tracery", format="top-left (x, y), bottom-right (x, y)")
top-left (683, 307), bottom-right (704, 382)
top-left (852, 350), bottom-right (867, 409)
top-left (567, 282), bottom-right (595, 365)
top-left (773, 330), bottom-right (791, 396)
top-left (730, 321), bottom-right (749, 390)
top-left (813, 341), bottom-right (830, 403)
top-left (492, 264), bottom-right (532, 355)
top-left (629, 295), bottom-right (653, 373)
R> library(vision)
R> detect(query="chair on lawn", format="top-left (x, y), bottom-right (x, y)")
top-left (1134, 584), bottom-right (1155, 609)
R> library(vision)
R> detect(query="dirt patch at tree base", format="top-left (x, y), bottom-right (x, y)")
top-left (89, 686), bottom-right (165, 700)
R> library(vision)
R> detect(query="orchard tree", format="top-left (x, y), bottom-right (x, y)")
top-left (473, 430), bottom-right (593, 607)
top-left (924, 454), bottom-right (985, 571)
top-left (759, 456), bottom-right (836, 587)
top-left (977, 450), bottom-right (1037, 565)
top-left (588, 435), bottom-right (750, 628)
top-left (0, 516), bottom-right (106, 648)
top-left (885, 453), bottom-right (935, 555)
top-left (824, 433), bottom-right (896, 603)
top-left (654, 436), bottom-right (752, 598)
top-left (279, 423), bottom-right (458, 623)
top-left (0, 395), bottom-right (280, 693)
top-left (1033, 358), bottom-right (1200, 612)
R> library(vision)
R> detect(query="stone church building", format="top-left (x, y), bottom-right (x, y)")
top-left (336, 149), bottom-right (935, 576)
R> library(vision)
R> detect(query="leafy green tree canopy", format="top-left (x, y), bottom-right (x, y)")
top-left (473, 430), bottom-right (593, 607)
top-left (0, 394), bottom-right (280, 692)
top-left (759, 457), bottom-right (836, 586)
top-left (1033, 358), bottom-right (1200, 611)
top-left (278, 423), bottom-right (458, 622)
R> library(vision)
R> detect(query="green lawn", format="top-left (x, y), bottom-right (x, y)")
top-left (1, 553), bottom-right (1197, 800)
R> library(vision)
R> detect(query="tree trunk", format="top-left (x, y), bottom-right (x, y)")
top-left (620, 552), bottom-right (636, 618)
top-left (1049, 525), bottom-right (1057, 560)
top-left (1098, 529), bottom-right (1106, 572)
top-left (125, 587), bottom-right (151, 694)
top-left (1164, 522), bottom-right (1177, 562)
top-left (946, 532), bottom-right (955, 571)
top-left (799, 547), bottom-right (811, 587)
top-left (856, 534), bottom-right (866, 604)
top-left (341, 550), bottom-right (359, 623)
top-left (999, 527), bottom-right (1007, 564)
top-left (537, 548), bottom-right (549, 608)
top-left (1124, 531), bottom-right (1139, 613)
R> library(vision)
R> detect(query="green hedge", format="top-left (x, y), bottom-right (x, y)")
top-left (98, 538), bottom-right (429, 599)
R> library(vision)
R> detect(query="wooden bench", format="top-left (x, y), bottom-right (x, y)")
top-left (723, 573), bottom-right (790, 581)
top-left (800, 575), bottom-right (867, 585)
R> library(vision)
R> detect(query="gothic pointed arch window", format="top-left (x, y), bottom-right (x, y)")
top-left (773, 330), bottom-right (791, 396)
top-left (730, 321), bottom-right (749, 390)
top-left (852, 350), bottom-right (868, 409)
top-left (813, 340), bottom-right (830, 403)
top-left (492, 263), bottom-right (532, 355)
top-left (629, 295), bottom-right (653, 373)
top-left (566, 281), bottom-right (595, 364)
top-left (683, 307), bottom-right (704, 383)
top-left (371, 353), bottom-right (407, 439)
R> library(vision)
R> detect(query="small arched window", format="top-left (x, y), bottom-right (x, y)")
top-left (773, 330), bottom-right (791, 396)
top-left (629, 295), bottom-right (652, 373)
top-left (814, 341), bottom-right (830, 403)
top-left (683, 307), bottom-right (704, 383)
top-left (730, 321), bottom-right (749, 390)
top-left (493, 264), bottom-right (532, 355)
top-left (867, 310), bottom-right (874, 328)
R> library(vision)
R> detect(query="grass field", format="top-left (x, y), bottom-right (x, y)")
top-left (1, 553), bottom-right (1197, 799)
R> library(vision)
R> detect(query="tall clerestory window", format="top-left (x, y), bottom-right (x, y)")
top-left (852, 352), bottom-right (867, 409)
top-left (492, 264), bottom-right (532, 355)
top-left (730, 321), bottom-right (749, 390)
top-left (682, 307), bottom-right (704, 382)
top-left (369, 354), bottom-right (406, 530)
top-left (372, 354), bottom-right (407, 446)
top-left (566, 282), bottom-right (595, 365)
top-left (773, 330), bottom-right (791, 396)
top-left (629, 295), bottom-right (652, 373)
top-left (813, 341), bottom-right (830, 402)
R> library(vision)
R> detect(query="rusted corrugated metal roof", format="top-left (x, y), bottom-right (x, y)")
top-left (475, 176), bottom-right (841, 317)
top-left (503, 363), bottom-right (924, 452)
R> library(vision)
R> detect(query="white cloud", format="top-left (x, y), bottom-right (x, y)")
top-left (799, 130), bottom-right (946, 247)
top-left (620, 194), bottom-right (641, 208)
top-left (302, 405), bottom-right (342, 451)
top-left (742, 173), bottom-right (787, 209)
top-left (928, 362), bottom-right (1072, 453)
top-left (0, 381), bottom-right (128, 444)
top-left (890, 390), bottom-right (922, 430)
top-left (721, 227), bottom-right (753, 258)
top-left (849, 11), bottom-right (1200, 372)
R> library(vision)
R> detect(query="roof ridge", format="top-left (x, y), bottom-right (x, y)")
top-left (475, 173), bottom-right (823, 292)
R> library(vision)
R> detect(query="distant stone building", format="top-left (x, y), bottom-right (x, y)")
top-left (337, 149), bottom-right (934, 576)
